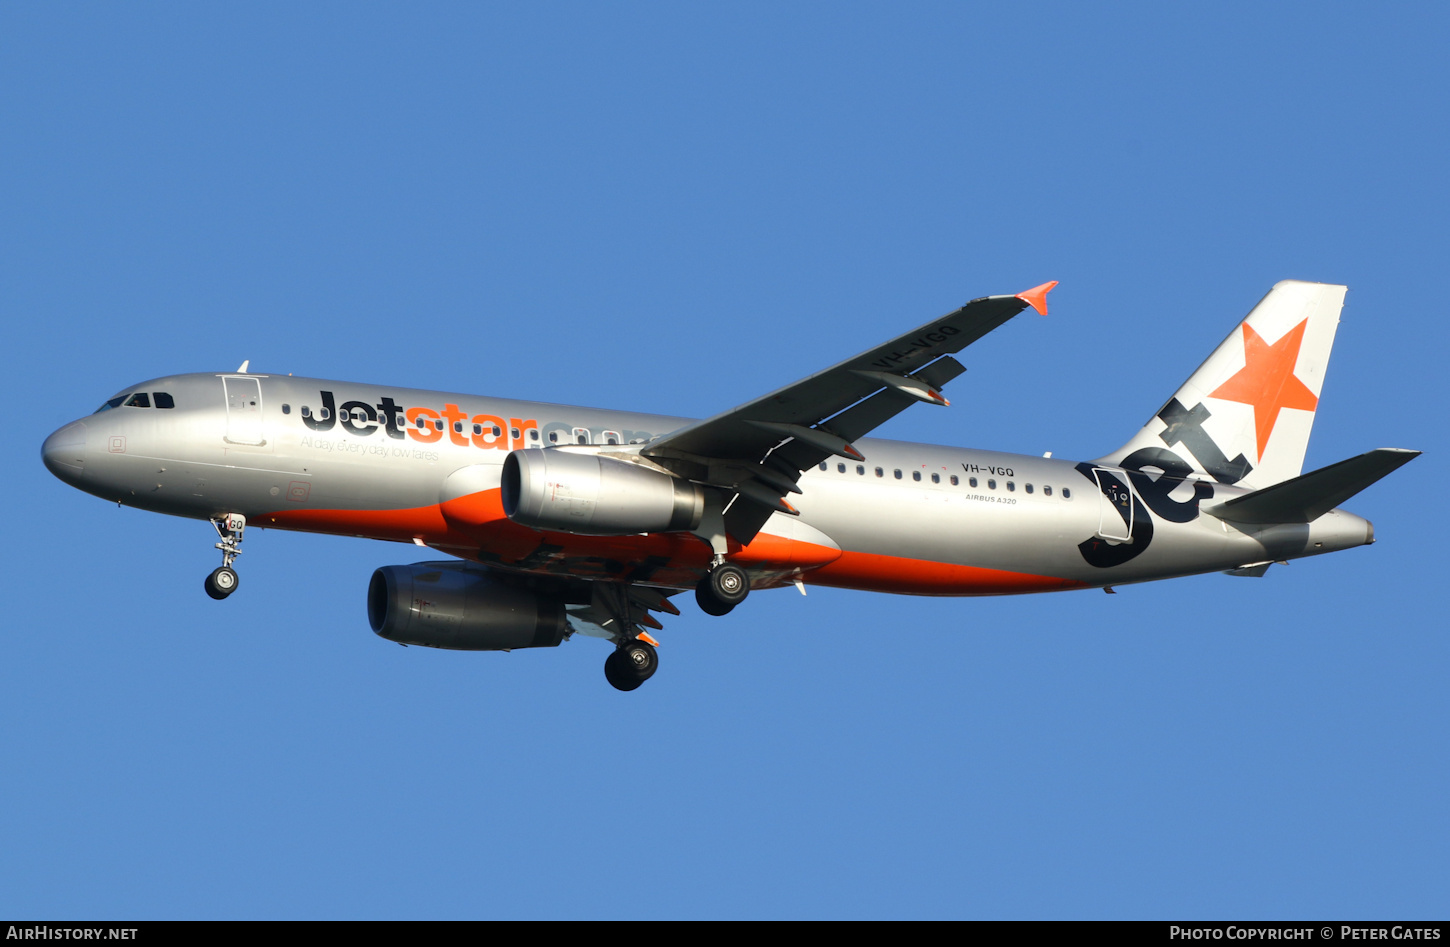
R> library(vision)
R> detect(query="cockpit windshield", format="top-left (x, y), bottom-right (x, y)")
top-left (93, 391), bottom-right (175, 413)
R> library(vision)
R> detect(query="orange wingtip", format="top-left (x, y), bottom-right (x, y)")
top-left (1015, 280), bottom-right (1059, 316)
top-left (636, 631), bottom-right (661, 647)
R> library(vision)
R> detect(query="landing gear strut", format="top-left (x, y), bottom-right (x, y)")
top-left (604, 638), bottom-right (658, 692)
top-left (695, 562), bottom-right (749, 616)
top-left (205, 513), bottom-right (246, 600)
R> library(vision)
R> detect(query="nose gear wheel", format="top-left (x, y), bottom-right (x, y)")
top-left (205, 566), bottom-right (239, 600)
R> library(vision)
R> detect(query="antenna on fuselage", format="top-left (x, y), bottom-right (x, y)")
top-left (236, 360), bottom-right (250, 373)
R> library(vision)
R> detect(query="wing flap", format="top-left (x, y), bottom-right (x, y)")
top-left (761, 356), bottom-right (969, 476)
top-left (566, 581), bottom-right (685, 642)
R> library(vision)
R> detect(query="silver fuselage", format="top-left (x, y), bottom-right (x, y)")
top-left (42, 371), bottom-right (1374, 595)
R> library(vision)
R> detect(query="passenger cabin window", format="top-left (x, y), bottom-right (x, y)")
top-left (988, 479), bottom-right (996, 489)
top-left (281, 403), bottom-right (290, 415)
top-left (874, 467), bottom-right (884, 477)
top-left (1025, 483), bottom-right (1034, 494)
top-left (820, 462), bottom-right (828, 471)
top-left (1062, 488), bottom-right (1072, 499)
top-left (1007, 481), bottom-right (1015, 491)
top-left (301, 406), bottom-right (312, 418)
top-left (894, 469), bottom-right (902, 480)
top-left (454, 421), bottom-right (464, 433)
top-left (837, 463), bottom-right (846, 473)
top-left (433, 419), bottom-right (444, 432)
top-left (529, 429), bottom-right (539, 441)
top-left (125, 393), bottom-right (150, 408)
top-left (550, 432), bottom-right (560, 443)
top-left (950, 475), bottom-right (958, 486)
top-left (510, 427), bottom-right (520, 439)
top-left (969, 477), bottom-right (978, 488)
top-left (931, 473), bottom-right (940, 484)
top-left (856, 465), bottom-right (865, 475)
top-left (912, 471), bottom-right (921, 482)
top-left (1044, 485), bottom-right (1053, 496)
top-left (155, 392), bottom-right (175, 409)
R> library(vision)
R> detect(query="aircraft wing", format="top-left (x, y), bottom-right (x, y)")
top-left (643, 283), bottom-right (1056, 541)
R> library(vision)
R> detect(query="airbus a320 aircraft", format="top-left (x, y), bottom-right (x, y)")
top-left (42, 281), bottom-right (1418, 690)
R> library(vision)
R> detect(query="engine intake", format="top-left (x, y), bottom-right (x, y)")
top-left (368, 562), bottom-right (567, 650)
top-left (501, 448), bottom-right (704, 535)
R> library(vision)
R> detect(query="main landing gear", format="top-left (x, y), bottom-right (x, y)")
top-left (695, 562), bottom-right (749, 616)
top-left (601, 562), bottom-right (748, 690)
top-left (604, 638), bottom-right (658, 692)
top-left (205, 513), bottom-right (246, 600)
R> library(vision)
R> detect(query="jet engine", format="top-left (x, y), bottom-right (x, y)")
top-left (368, 561), bottom-right (568, 650)
top-left (501, 448), bottom-right (704, 535)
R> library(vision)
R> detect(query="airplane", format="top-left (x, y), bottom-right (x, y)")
top-left (41, 280), bottom-right (1418, 691)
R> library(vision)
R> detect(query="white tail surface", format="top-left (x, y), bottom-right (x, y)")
top-left (1099, 280), bottom-right (1345, 490)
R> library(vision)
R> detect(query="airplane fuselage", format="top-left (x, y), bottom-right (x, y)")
top-left (43, 370), bottom-right (1374, 597)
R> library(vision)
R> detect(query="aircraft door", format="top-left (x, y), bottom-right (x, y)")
top-left (223, 376), bottom-right (267, 446)
top-left (1091, 467), bottom-right (1135, 542)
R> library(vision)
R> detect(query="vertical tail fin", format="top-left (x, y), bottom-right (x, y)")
top-left (1098, 280), bottom-right (1345, 490)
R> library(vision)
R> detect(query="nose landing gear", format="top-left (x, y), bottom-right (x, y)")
top-left (205, 513), bottom-right (246, 600)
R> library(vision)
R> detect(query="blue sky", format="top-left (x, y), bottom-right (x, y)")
top-left (3, 3), bottom-right (1446, 919)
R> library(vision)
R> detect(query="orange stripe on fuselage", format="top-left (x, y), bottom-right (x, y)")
top-left (808, 550), bottom-right (1086, 595)
top-left (263, 503), bottom-right (451, 540)
top-left (730, 532), bottom-right (841, 570)
top-left (261, 490), bottom-right (1082, 595)
top-left (262, 490), bottom-right (716, 587)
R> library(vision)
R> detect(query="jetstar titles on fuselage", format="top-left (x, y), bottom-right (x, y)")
top-left (296, 390), bottom-right (658, 452)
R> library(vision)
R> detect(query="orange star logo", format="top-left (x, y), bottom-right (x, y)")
top-left (1209, 319), bottom-right (1318, 459)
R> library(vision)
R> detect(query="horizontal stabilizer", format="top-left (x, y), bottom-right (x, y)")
top-left (1205, 448), bottom-right (1420, 525)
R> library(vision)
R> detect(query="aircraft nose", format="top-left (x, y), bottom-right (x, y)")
top-left (42, 420), bottom-right (88, 483)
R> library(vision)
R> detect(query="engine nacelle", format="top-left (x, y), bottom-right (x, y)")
top-left (368, 561), bottom-right (567, 651)
top-left (501, 448), bottom-right (704, 535)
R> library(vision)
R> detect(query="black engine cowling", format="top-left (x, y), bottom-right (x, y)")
top-left (368, 562), bottom-right (568, 650)
top-left (501, 448), bottom-right (704, 535)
